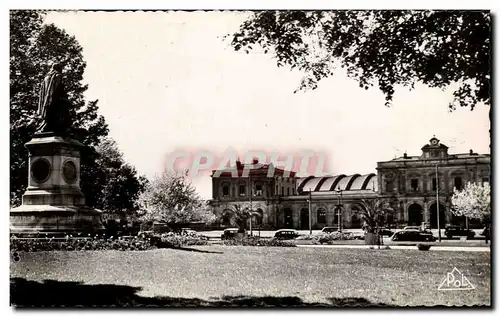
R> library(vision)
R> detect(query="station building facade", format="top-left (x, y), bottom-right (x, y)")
top-left (208, 137), bottom-right (490, 230)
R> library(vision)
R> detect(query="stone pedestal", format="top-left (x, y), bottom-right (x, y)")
top-left (10, 133), bottom-right (103, 234)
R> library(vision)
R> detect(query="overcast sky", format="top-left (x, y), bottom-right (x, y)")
top-left (44, 11), bottom-right (491, 199)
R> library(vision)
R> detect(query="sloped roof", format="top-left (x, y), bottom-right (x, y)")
top-left (297, 173), bottom-right (377, 193)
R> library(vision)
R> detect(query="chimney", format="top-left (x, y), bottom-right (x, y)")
top-left (469, 149), bottom-right (474, 155)
top-left (403, 152), bottom-right (408, 158)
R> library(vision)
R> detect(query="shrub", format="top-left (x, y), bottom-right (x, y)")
top-left (157, 233), bottom-right (208, 248)
top-left (316, 232), bottom-right (358, 244)
top-left (10, 236), bottom-right (156, 252)
top-left (223, 236), bottom-right (296, 247)
top-left (417, 244), bottom-right (431, 251)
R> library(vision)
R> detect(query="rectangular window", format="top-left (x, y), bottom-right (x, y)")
top-left (386, 181), bottom-right (394, 192)
top-left (222, 186), bottom-right (229, 197)
top-left (411, 179), bottom-right (419, 192)
top-left (292, 188), bottom-right (295, 195)
top-left (432, 178), bottom-right (437, 191)
top-left (255, 184), bottom-right (263, 196)
top-left (281, 187), bottom-right (284, 196)
top-left (239, 185), bottom-right (246, 196)
top-left (287, 187), bottom-right (290, 196)
top-left (454, 177), bottom-right (463, 191)
top-left (483, 177), bottom-right (489, 184)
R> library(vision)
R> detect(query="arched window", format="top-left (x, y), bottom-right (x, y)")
top-left (239, 184), bottom-right (246, 196)
top-left (255, 183), bottom-right (263, 196)
top-left (317, 209), bottom-right (326, 224)
top-left (410, 179), bottom-right (419, 192)
top-left (221, 183), bottom-right (230, 197)
top-left (454, 177), bottom-right (463, 191)
top-left (254, 209), bottom-right (264, 226)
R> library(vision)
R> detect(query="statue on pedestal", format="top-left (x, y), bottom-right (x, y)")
top-left (37, 62), bottom-right (71, 135)
top-left (10, 61), bottom-right (103, 235)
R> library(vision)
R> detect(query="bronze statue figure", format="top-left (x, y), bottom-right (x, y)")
top-left (37, 62), bottom-right (70, 134)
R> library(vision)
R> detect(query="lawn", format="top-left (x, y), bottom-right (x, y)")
top-left (10, 246), bottom-right (490, 307)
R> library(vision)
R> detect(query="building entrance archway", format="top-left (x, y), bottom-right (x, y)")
top-left (408, 203), bottom-right (423, 226)
top-left (430, 203), bottom-right (446, 229)
top-left (300, 209), bottom-right (309, 230)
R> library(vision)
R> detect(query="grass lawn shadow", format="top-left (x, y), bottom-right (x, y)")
top-left (10, 278), bottom-right (393, 308)
top-left (160, 246), bottom-right (224, 254)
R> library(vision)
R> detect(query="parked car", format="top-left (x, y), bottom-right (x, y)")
top-left (403, 226), bottom-right (422, 231)
top-left (391, 230), bottom-right (436, 242)
top-left (274, 229), bottom-right (301, 240)
top-left (321, 226), bottom-right (340, 233)
top-left (378, 228), bottom-right (394, 237)
top-left (221, 228), bottom-right (245, 240)
top-left (180, 228), bottom-right (197, 235)
top-left (444, 225), bottom-right (475, 239)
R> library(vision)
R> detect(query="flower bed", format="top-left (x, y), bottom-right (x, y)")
top-left (158, 232), bottom-right (209, 248)
top-left (10, 236), bottom-right (155, 252)
top-left (223, 236), bottom-right (296, 247)
top-left (315, 232), bottom-right (359, 244)
top-left (10, 232), bottom-right (209, 252)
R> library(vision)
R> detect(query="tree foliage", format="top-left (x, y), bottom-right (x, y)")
top-left (10, 10), bottom-right (109, 206)
top-left (352, 198), bottom-right (395, 233)
top-left (91, 137), bottom-right (148, 214)
top-left (451, 182), bottom-right (491, 220)
top-left (224, 203), bottom-right (261, 232)
top-left (137, 171), bottom-right (216, 230)
top-left (229, 10), bottom-right (491, 109)
top-left (10, 11), bottom-right (146, 215)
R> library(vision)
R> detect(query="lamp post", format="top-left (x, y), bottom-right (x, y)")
top-left (308, 188), bottom-right (312, 235)
top-left (248, 174), bottom-right (253, 237)
top-left (336, 188), bottom-right (343, 232)
top-left (436, 163), bottom-right (441, 242)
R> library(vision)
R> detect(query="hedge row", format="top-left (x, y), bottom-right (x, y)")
top-left (315, 232), bottom-right (362, 244)
top-left (223, 236), bottom-right (296, 247)
top-left (10, 237), bottom-right (156, 252)
top-left (10, 233), bottom-right (208, 252)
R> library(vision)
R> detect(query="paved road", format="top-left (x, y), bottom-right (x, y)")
top-left (202, 228), bottom-right (486, 241)
top-left (297, 244), bottom-right (491, 252)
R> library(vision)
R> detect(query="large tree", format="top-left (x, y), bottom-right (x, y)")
top-left (224, 203), bottom-right (262, 233)
top-left (91, 137), bottom-right (148, 214)
top-left (10, 10), bottom-right (109, 206)
top-left (451, 182), bottom-right (491, 221)
top-left (352, 198), bottom-right (395, 233)
top-left (229, 10), bottom-right (491, 110)
top-left (137, 171), bottom-right (216, 231)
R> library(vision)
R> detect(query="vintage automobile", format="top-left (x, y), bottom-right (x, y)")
top-left (378, 228), bottom-right (394, 237)
top-left (321, 226), bottom-right (340, 233)
top-left (180, 228), bottom-right (197, 235)
top-left (221, 228), bottom-right (246, 240)
top-left (274, 229), bottom-right (301, 240)
top-left (444, 225), bottom-right (475, 239)
top-left (391, 230), bottom-right (436, 242)
top-left (403, 226), bottom-right (422, 231)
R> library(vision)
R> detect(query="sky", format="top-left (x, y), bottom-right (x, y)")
top-left (44, 11), bottom-right (491, 199)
